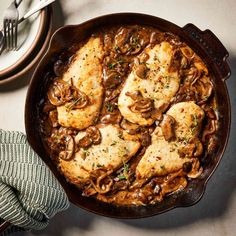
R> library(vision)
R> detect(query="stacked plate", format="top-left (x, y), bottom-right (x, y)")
top-left (0, 0), bottom-right (52, 84)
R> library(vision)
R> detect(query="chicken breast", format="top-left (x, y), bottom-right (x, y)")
top-left (57, 37), bottom-right (104, 129)
top-left (118, 41), bottom-right (180, 126)
top-left (59, 124), bottom-right (140, 183)
top-left (167, 101), bottom-right (205, 141)
top-left (136, 102), bottom-right (204, 179)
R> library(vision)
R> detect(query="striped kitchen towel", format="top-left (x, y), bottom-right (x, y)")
top-left (0, 129), bottom-right (69, 235)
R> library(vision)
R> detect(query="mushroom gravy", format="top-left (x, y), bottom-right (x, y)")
top-left (40, 25), bottom-right (218, 206)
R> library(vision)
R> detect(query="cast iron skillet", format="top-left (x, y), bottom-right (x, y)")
top-left (25, 13), bottom-right (231, 218)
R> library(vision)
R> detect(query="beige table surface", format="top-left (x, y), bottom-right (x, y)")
top-left (0, 0), bottom-right (236, 235)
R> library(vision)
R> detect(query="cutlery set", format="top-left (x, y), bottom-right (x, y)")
top-left (0, 0), bottom-right (55, 55)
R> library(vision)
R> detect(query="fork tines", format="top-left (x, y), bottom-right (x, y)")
top-left (4, 19), bottom-right (18, 51)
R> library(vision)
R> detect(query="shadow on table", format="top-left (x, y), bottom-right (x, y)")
top-left (0, 0), bottom-right (65, 93)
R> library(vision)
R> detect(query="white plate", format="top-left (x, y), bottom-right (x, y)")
top-left (0, 0), bottom-right (41, 73)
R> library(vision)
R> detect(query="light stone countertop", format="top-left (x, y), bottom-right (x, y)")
top-left (0, 0), bottom-right (236, 235)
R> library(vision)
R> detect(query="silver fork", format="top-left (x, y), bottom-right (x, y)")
top-left (3, 0), bottom-right (22, 51)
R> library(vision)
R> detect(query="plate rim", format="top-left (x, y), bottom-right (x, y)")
top-left (0, 6), bottom-right (53, 85)
top-left (0, 3), bottom-right (49, 77)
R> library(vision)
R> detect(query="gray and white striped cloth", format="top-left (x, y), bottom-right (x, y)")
top-left (0, 130), bottom-right (69, 235)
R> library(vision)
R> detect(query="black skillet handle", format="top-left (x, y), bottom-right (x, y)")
top-left (182, 23), bottom-right (231, 81)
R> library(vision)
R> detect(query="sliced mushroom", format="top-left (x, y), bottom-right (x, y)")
top-left (125, 90), bottom-right (143, 101)
top-left (104, 34), bottom-right (113, 51)
top-left (169, 49), bottom-right (182, 73)
top-left (49, 110), bottom-right (58, 127)
top-left (139, 132), bottom-right (151, 147)
top-left (105, 89), bottom-right (121, 102)
top-left (207, 135), bottom-right (217, 154)
top-left (129, 98), bottom-right (154, 113)
top-left (161, 176), bottom-right (187, 195)
top-left (77, 126), bottom-right (102, 148)
top-left (103, 72), bottom-right (122, 89)
top-left (59, 135), bottom-right (75, 161)
top-left (78, 135), bottom-right (93, 148)
top-left (193, 140), bottom-right (203, 156)
top-left (135, 63), bottom-right (148, 79)
top-left (185, 66), bottom-right (201, 82)
top-left (194, 76), bottom-right (213, 104)
top-left (100, 112), bottom-right (122, 124)
top-left (120, 119), bottom-right (140, 134)
top-left (114, 27), bottom-right (132, 54)
top-left (160, 114), bottom-right (176, 141)
top-left (165, 32), bottom-right (183, 46)
top-left (53, 60), bottom-right (64, 77)
top-left (43, 102), bottom-right (55, 113)
top-left (178, 138), bottom-right (203, 157)
top-left (178, 143), bottom-right (195, 157)
top-left (47, 79), bottom-right (72, 106)
top-left (187, 159), bottom-right (203, 178)
top-left (86, 126), bottom-right (102, 145)
top-left (181, 47), bottom-right (195, 60)
top-left (139, 53), bottom-right (150, 63)
top-left (202, 119), bottom-right (217, 142)
top-left (183, 162), bottom-right (192, 173)
top-left (150, 32), bottom-right (165, 44)
top-left (202, 105), bottom-right (216, 119)
top-left (66, 89), bottom-right (90, 110)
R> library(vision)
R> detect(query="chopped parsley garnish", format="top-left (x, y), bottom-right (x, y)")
top-left (111, 141), bottom-right (118, 146)
top-left (117, 175), bottom-right (127, 180)
top-left (114, 45), bottom-right (120, 52)
top-left (97, 164), bottom-right (105, 168)
top-left (106, 103), bottom-right (114, 112)
top-left (83, 149), bottom-right (90, 157)
top-left (108, 63), bottom-right (116, 69)
top-left (190, 114), bottom-right (198, 134)
top-left (123, 163), bottom-right (129, 174)
top-left (160, 165), bottom-right (166, 170)
top-left (65, 97), bottom-right (84, 110)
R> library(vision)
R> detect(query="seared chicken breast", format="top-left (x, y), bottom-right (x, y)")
top-left (118, 41), bottom-right (180, 126)
top-left (136, 102), bottom-right (205, 179)
top-left (59, 124), bottom-right (140, 183)
top-left (57, 37), bottom-right (104, 129)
